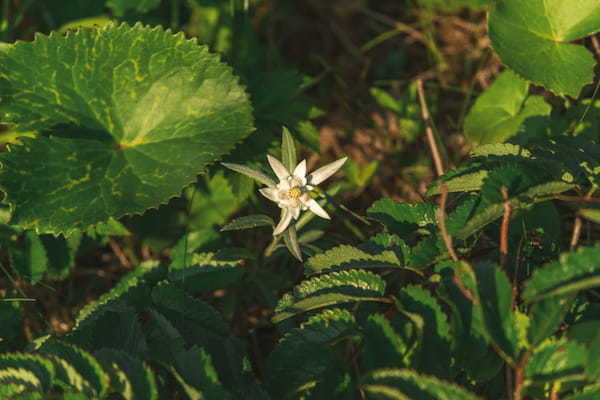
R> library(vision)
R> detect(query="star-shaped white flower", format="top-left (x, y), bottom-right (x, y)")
top-left (258, 155), bottom-right (347, 235)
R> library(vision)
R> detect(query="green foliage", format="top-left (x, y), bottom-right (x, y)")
top-left (488, 0), bottom-right (600, 97)
top-left (360, 368), bottom-right (482, 400)
top-left (524, 245), bottom-right (600, 302)
top-left (273, 269), bottom-right (387, 323)
top-left (464, 70), bottom-right (550, 144)
top-left (0, 23), bottom-right (253, 234)
top-left (2, 1), bottom-right (600, 399)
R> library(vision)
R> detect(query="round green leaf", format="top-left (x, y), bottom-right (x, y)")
top-left (0, 24), bottom-right (254, 234)
top-left (489, 0), bottom-right (600, 97)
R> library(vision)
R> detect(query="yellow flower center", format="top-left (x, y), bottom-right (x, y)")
top-left (288, 187), bottom-right (302, 199)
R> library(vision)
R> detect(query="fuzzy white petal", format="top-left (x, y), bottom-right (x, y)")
top-left (307, 157), bottom-right (347, 185)
top-left (293, 159), bottom-right (307, 179)
top-left (259, 187), bottom-right (279, 202)
top-left (273, 208), bottom-right (293, 236)
top-left (267, 155), bottom-right (290, 183)
top-left (305, 199), bottom-right (330, 219)
top-left (291, 207), bottom-right (301, 220)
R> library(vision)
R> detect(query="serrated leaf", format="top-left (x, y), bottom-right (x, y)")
top-left (0, 24), bottom-right (254, 234)
top-left (304, 244), bottom-right (403, 275)
top-left (524, 245), bottom-right (600, 302)
top-left (476, 264), bottom-right (520, 364)
top-left (361, 368), bottom-right (482, 400)
top-left (0, 353), bottom-right (55, 393)
top-left (527, 297), bottom-right (572, 348)
top-left (480, 164), bottom-right (545, 205)
top-left (525, 340), bottom-right (586, 383)
top-left (436, 261), bottom-right (490, 375)
top-left (167, 253), bottom-right (245, 293)
top-left (456, 182), bottom-right (574, 239)
top-left (398, 286), bottom-right (452, 378)
top-left (362, 314), bottom-right (410, 371)
top-left (106, 0), bottom-right (161, 16)
top-left (427, 169), bottom-right (488, 196)
top-left (266, 309), bottom-right (356, 398)
top-left (39, 340), bottom-right (108, 397)
top-left (367, 199), bottom-right (437, 236)
top-left (488, 0), bottom-right (600, 97)
top-left (464, 71), bottom-right (551, 144)
top-left (94, 349), bottom-right (158, 400)
top-left (564, 387), bottom-right (600, 400)
top-left (586, 334), bottom-right (600, 381)
top-left (170, 347), bottom-right (232, 400)
top-left (221, 214), bottom-right (274, 231)
top-left (273, 269), bottom-right (386, 323)
top-left (41, 232), bottom-right (82, 280)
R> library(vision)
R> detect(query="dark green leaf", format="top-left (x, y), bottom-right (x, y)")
top-left (266, 309), bottom-right (356, 398)
top-left (398, 285), bottom-right (452, 378)
top-left (523, 245), bottom-right (600, 302)
top-left (476, 264), bottom-right (520, 364)
top-left (0, 353), bottom-right (55, 393)
top-left (367, 199), bottom-right (437, 236)
top-left (39, 340), bottom-right (109, 397)
top-left (94, 349), bottom-right (158, 400)
top-left (9, 231), bottom-right (47, 284)
top-left (304, 244), bottom-right (404, 275)
top-left (221, 214), bottom-right (274, 231)
top-left (527, 296), bottom-right (572, 348)
top-left (525, 340), bottom-right (586, 383)
top-left (106, 0), bottom-right (161, 16)
top-left (273, 269), bottom-right (386, 323)
top-left (361, 368), bottom-right (482, 400)
top-left (362, 314), bottom-right (410, 371)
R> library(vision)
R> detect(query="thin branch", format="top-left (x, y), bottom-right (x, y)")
top-left (417, 79), bottom-right (445, 177)
top-left (437, 183), bottom-right (459, 262)
top-left (108, 238), bottom-right (132, 269)
top-left (570, 187), bottom-right (596, 251)
top-left (500, 186), bottom-right (511, 269)
top-left (513, 353), bottom-right (530, 400)
top-left (570, 213), bottom-right (583, 251)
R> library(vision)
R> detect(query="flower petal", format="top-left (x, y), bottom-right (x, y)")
top-left (259, 187), bottom-right (279, 203)
top-left (267, 155), bottom-right (290, 183)
top-left (305, 198), bottom-right (330, 219)
top-left (307, 157), bottom-right (347, 185)
top-left (273, 208), bottom-right (293, 236)
top-left (292, 159), bottom-right (307, 179)
top-left (291, 207), bottom-right (301, 220)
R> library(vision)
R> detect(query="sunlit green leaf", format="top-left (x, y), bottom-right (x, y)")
top-left (0, 24), bottom-right (253, 234)
top-left (464, 71), bottom-right (550, 144)
top-left (488, 0), bottom-right (600, 96)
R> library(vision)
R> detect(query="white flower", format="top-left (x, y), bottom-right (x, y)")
top-left (259, 155), bottom-right (347, 235)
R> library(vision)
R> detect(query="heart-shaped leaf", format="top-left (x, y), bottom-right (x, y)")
top-left (0, 24), bottom-right (254, 234)
top-left (488, 0), bottom-right (600, 97)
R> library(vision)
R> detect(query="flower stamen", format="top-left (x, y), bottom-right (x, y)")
top-left (288, 187), bottom-right (302, 199)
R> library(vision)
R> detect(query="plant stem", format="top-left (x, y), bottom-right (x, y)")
top-left (417, 79), bottom-right (444, 177)
top-left (500, 186), bottom-right (511, 269)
